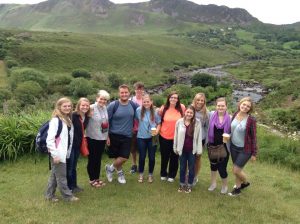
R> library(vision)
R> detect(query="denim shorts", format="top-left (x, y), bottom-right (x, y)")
top-left (230, 143), bottom-right (251, 168)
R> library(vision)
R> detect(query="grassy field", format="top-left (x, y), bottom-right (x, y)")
top-left (0, 150), bottom-right (299, 224)
top-left (7, 31), bottom-right (237, 87)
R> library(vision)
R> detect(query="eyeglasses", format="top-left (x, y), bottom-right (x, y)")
top-left (170, 96), bottom-right (178, 99)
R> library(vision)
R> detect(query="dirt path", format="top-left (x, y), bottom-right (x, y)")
top-left (0, 60), bottom-right (8, 88)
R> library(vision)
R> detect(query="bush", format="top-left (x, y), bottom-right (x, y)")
top-left (68, 78), bottom-right (95, 97)
top-left (15, 81), bottom-right (43, 106)
top-left (163, 84), bottom-right (193, 100)
top-left (151, 94), bottom-right (165, 107)
top-left (48, 74), bottom-right (73, 95)
top-left (0, 88), bottom-right (12, 102)
top-left (191, 73), bottom-right (217, 89)
top-left (10, 68), bottom-right (48, 90)
top-left (71, 69), bottom-right (91, 79)
top-left (108, 73), bottom-right (124, 89)
top-left (5, 59), bottom-right (19, 68)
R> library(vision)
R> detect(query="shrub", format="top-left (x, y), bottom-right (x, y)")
top-left (48, 74), bottom-right (73, 95)
top-left (151, 94), bottom-right (165, 107)
top-left (5, 59), bottom-right (19, 68)
top-left (71, 69), bottom-right (91, 79)
top-left (191, 73), bottom-right (217, 89)
top-left (10, 68), bottom-right (48, 90)
top-left (0, 88), bottom-right (12, 102)
top-left (163, 84), bottom-right (193, 100)
top-left (15, 81), bottom-right (43, 106)
top-left (68, 78), bottom-right (95, 97)
top-left (108, 73), bottom-right (124, 89)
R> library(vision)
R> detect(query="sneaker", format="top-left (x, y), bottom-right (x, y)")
top-left (45, 197), bottom-right (59, 202)
top-left (208, 183), bottom-right (217, 191)
top-left (221, 186), bottom-right (228, 194)
top-left (185, 186), bottom-right (192, 194)
top-left (117, 171), bottom-right (126, 184)
top-left (72, 186), bottom-right (83, 194)
top-left (228, 187), bottom-right (241, 196)
top-left (167, 178), bottom-right (174, 183)
top-left (68, 196), bottom-right (79, 202)
top-left (233, 182), bottom-right (250, 190)
top-left (105, 164), bottom-right (113, 182)
top-left (160, 176), bottom-right (167, 181)
top-left (130, 165), bottom-right (137, 174)
top-left (241, 182), bottom-right (250, 190)
top-left (178, 186), bottom-right (184, 193)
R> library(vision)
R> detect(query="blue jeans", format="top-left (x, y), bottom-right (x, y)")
top-left (179, 151), bottom-right (196, 186)
top-left (137, 138), bottom-right (157, 174)
top-left (66, 147), bottom-right (80, 190)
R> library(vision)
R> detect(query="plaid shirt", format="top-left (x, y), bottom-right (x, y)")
top-left (232, 113), bottom-right (258, 156)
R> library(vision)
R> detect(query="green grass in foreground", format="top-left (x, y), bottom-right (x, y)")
top-left (0, 154), bottom-right (299, 224)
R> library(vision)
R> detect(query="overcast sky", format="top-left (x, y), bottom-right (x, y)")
top-left (0, 0), bottom-right (299, 25)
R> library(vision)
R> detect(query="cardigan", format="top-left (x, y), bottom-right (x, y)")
top-left (71, 112), bottom-right (89, 151)
top-left (46, 117), bottom-right (74, 163)
top-left (232, 112), bottom-right (258, 156)
top-left (173, 118), bottom-right (203, 156)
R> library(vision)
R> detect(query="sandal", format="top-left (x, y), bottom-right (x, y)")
top-left (89, 180), bottom-right (101, 188)
top-left (138, 175), bottom-right (143, 183)
top-left (97, 180), bottom-right (106, 187)
top-left (148, 175), bottom-right (153, 183)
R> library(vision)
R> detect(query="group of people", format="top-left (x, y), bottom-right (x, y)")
top-left (44, 82), bottom-right (258, 202)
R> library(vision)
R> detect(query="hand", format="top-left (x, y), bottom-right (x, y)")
top-left (106, 137), bottom-right (110, 146)
top-left (53, 157), bottom-right (60, 164)
top-left (251, 155), bottom-right (256, 162)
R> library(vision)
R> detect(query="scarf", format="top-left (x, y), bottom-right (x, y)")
top-left (208, 111), bottom-right (231, 143)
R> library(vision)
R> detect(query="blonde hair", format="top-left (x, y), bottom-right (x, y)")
top-left (75, 97), bottom-right (91, 117)
top-left (237, 97), bottom-right (254, 114)
top-left (97, 90), bottom-right (110, 100)
top-left (52, 97), bottom-right (72, 127)
top-left (192, 93), bottom-right (208, 120)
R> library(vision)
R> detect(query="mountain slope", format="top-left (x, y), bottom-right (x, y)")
top-left (0, 0), bottom-right (259, 34)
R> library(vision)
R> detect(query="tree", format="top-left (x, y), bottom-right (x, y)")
top-left (191, 73), bottom-right (217, 89)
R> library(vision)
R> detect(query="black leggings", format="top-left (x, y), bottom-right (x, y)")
top-left (159, 135), bottom-right (178, 178)
top-left (210, 149), bottom-right (229, 179)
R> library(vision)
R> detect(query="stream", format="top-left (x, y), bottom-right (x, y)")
top-left (148, 62), bottom-right (269, 105)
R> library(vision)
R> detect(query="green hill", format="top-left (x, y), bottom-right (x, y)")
top-left (0, 0), bottom-right (258, 34)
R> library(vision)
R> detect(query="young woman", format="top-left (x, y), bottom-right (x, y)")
top-left (45, 97), bottom-right (78, 202)
top-left (228, 97), bottom-right (258, 196)
top-left (85, 90), bottom-right (110, 188)
top-left (67, 98), bottom-right (90, 193)
top-left (207, 97), bottom-right (231, 194)
top-left (174, 105), bottom-right (202, 193)
top-left (135, 94), bottom-right (161, 183)
top-left (191, 93), bottom-right (209, 185)
top-left (159, 91), bottom-right (185, 182)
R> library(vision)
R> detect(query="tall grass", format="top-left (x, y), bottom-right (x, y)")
top-left (0, 111), bottom-right (50, 160)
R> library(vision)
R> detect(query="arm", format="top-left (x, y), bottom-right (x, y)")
top-left (196, 122), bottom-right (203, 155)
top-left (173, 121), bottom-right (179, 154)
top-left (46, 118), bottom-right (60, 163)
top-left (251, 117), bottom-right (258, 161)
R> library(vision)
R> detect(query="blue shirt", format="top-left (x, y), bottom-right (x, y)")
top-left (231, 117), bottom-right (248, 147)
top-left (135, 107), bottom-right (161, 139)
top-left (107, 101), bottom-right (136, 138)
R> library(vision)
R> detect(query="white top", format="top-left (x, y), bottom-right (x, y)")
top-left (46, 117), bottom-right (74, 163)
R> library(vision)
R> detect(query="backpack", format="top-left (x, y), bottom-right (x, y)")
top-left (110, 100), bottom-right (138, 123)
top-left (35, 118), bottom-right (63, 154)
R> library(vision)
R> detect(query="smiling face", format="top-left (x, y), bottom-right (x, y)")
top-left (142, 96), bottom-right (152, 109)
top-left (60, 102), bottom-right (72, 115)
top-left (216, 100), bottom-right (227, 114)
top-left (79, 100), bottom-right (90, 114)
top-left (119, 87), bottom-right (130, 103)
top-left (135, 87), bottom-right (144, 99)
top-left (239, 100), bottom-right (252, 113)
top-left (184, 108), bottom-right (194, 121)
top-left (96, 96), bottom-right (108, 107)
top-left (194, 96), bottom-right (205, 110)
top-left (169, 94), bottom-right (178, 106)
